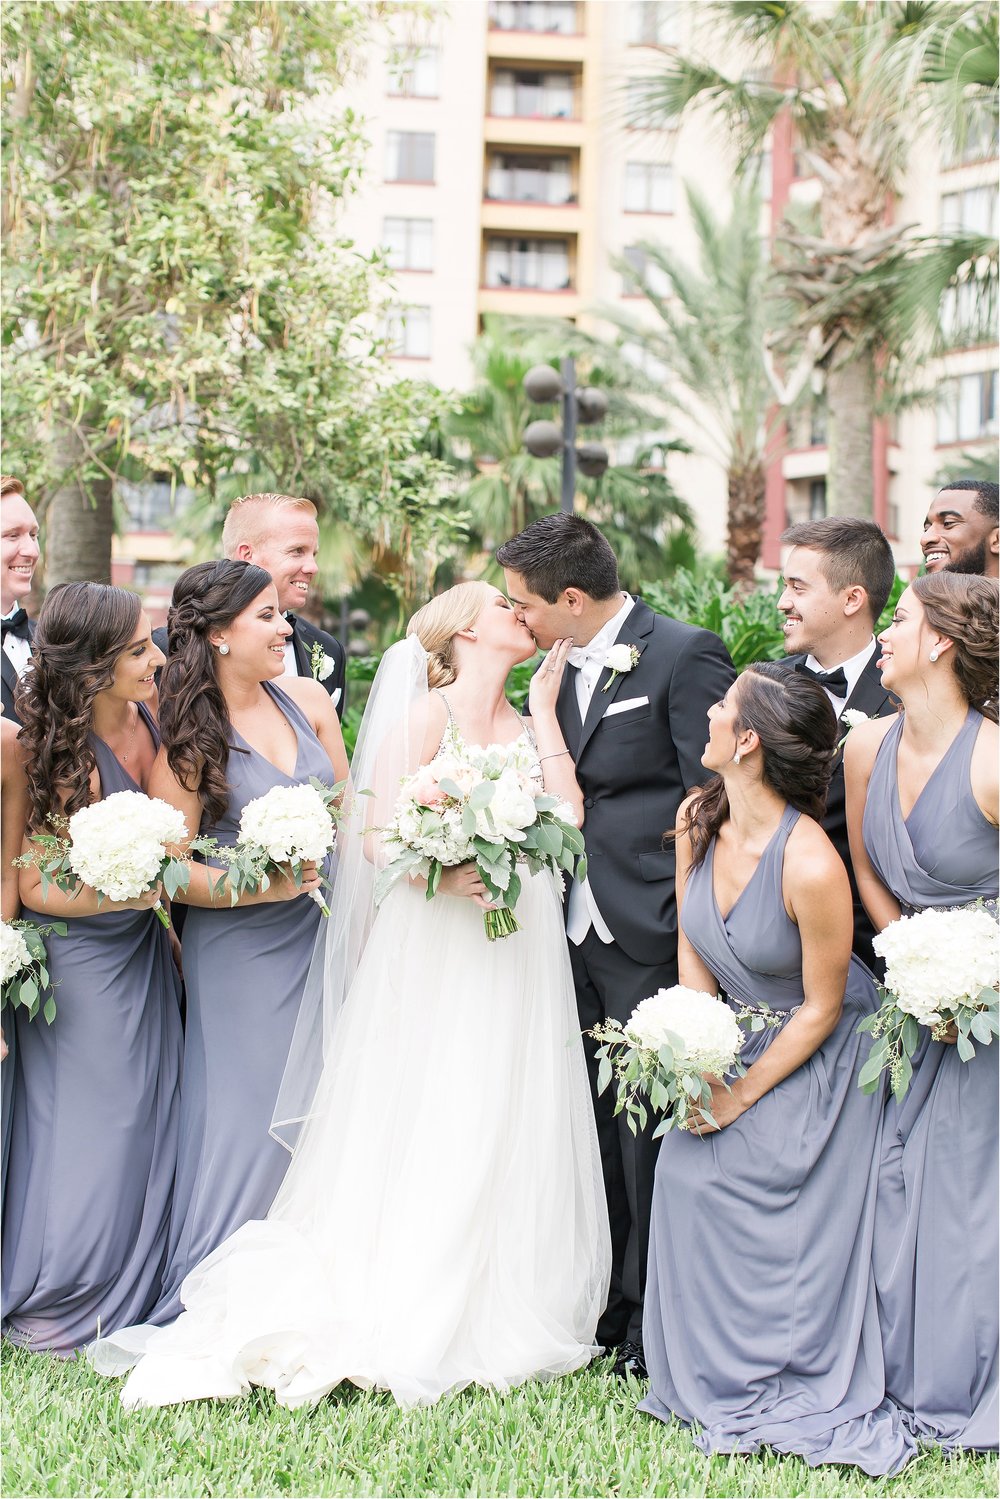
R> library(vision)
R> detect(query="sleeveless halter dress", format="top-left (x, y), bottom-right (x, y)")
top-left (862, 709), bottom-right (999, 1451)
top-left (640, 805), bottom-right (916, 1476)
top-left (2, 706), bottom-right (183, 1351)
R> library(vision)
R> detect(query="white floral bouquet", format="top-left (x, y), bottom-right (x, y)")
top-left (375, 741), bottom-right (586, 940)
top-left (590, 985), bottom-right (779, 1136)
top-left (858, 903), bottom-right (1000, 1099)
top-left (15, 791), bottom-right (193, 929)
top-left (1, 917), bottom-right (66, 1023)
top-left (208, 778), bottom-right (341, 916)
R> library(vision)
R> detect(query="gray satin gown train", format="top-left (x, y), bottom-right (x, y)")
top-left (640, 806), bottom-right (916, 1476)
top-left (2, 708), bottom-right (183, 1352)
top-left (150, 682), bottom-right (334, 1324)
top-left (863, 708), bottom-right (998, 1451)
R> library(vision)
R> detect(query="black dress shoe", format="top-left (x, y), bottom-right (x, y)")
top-left (611, 1340), bottom-right (647, 1379)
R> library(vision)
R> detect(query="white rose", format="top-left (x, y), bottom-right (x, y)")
top-left (841, 709), bottom-right (870, 730)
top-left (604, 644), bottom-right (634, 673)
top-left (316, 653), bottom-right (336, 682)
top-left (0, 921), bottom-right (32, 985)
top-left (479, 769), bottom-right (538, 843)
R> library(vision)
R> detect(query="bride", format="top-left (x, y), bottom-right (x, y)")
top-left (91, 581), bottom-right (611, 1409)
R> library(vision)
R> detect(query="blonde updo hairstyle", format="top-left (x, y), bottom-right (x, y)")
top-left (407, 581), bottom-right (495, 689)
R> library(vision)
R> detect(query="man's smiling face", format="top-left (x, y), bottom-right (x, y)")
top-left (920, 489), bottom-right (998, 576)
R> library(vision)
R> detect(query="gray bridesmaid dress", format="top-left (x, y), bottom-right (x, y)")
top-left (862, 708), bottom-right (998, 1451)
top-left (2, 707), bottom-right (183, 1352)
top-left (640, 805), bottom-right (916, 1476)
top-left (150, 682), bottom-right (333, 1324)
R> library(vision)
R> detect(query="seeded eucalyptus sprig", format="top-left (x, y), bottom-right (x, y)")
top-left (2, 921), bottom-right (68, 1023)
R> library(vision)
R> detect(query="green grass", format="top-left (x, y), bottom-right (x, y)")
top-left (2, 1344), bottom-right (995, 1499)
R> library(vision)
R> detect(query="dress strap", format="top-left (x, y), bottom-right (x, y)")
top-left (434, 688), bottom-right (455, 723)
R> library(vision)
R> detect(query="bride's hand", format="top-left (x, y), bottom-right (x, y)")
top-left (528, 638), bottom-right (573, 720)
top-left (438, 863), bottom-right (496, 908)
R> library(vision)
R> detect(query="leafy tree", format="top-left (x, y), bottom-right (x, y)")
top-left (1, 0), bottom-right (457, 593)
top-left (628, 0), bottom-right (998, 517)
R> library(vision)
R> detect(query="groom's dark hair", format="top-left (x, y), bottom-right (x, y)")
top-left (496, 513), bottom-right (620, 602)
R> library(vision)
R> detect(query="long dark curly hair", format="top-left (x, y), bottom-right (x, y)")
top-left (158, 559), bottom-right (273, 828)
top-left (16, 582), bottom-right (143, 833)
top-left (676, 661), bottom-right (839, 870)
top-left (912, 573), bottom-right (998, 724)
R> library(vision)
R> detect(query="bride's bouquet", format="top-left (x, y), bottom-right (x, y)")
top-left (14, 791), bottom-right (193, 929)
top-left (857, 903), bottom-right (999, 1099)
top-left (590, 985), bottom-right (778, 1136)
top-left (1, 917), bottom-right (66, 1023)
top-left (208, 778), bottom-right (342, 916)
top-left (375, 742), bottom-right (586, 940)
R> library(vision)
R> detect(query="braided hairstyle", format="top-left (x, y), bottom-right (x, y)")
top-left (158, 559), bottom-right (273, 826)
top-left (912, 573), bottom-right (998, 723)
top-left (16, 582), bottom-right (142, 832)
top-left (676, 661), bottom-right (839, 869)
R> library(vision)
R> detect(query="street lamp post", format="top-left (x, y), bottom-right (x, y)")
top-left (523, 357), bottom-right (609, 514)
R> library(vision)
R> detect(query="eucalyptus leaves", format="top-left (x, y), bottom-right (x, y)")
top-left (1, 919), bottom-right (67, 1023)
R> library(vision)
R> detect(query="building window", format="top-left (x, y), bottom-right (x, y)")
top-left (386, 47), bottom-right (439, 98)
top-left (620, 244), bottom-right (670, 298)
top-left (385, 131), bottom-right (435, 183)
top-left (484, 237), bottom-right (571, 290)
top-left (940, 277), bottom-right (997, 348)
top-left (488, 1), bottom-right (578, 34)
top-left (627, 1), bottom-right (679, 46)
top-left (942, 101), bottom-right (1000, 167)
top-left (936, 370), bottom-right (998, 444)
top-left (809, 399), bottom-right (827, 447)
top-left (809, 480), bottom-right (827, 519)
top-left (382, 217), bottom-right (434, 271)
top-left (485, 153), bottom-right (573, 205)
top-left (133, 561), bottom-right (183, 589)
top-left (490, 69), bottom-right (575, 119)
top-left (624, 161), bottom-right (673, 213)
top-left (940, 184), bottom-right (999, 236)
top-left (387, 305), bottom-right (432, 359)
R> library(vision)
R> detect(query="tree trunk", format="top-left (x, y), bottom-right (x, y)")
top-left (45, 423), bottom-right (114, 587)
top-left (726, 461), bottom-right (767, 588)
top-left (825, 352), bottom-right (874, 517)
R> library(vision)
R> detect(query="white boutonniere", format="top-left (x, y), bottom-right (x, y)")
top-left (309, 642), bottom-right (336, 682)
top-left (837, 708), bottom-right (871, 750)
top-left (601, 643), bottom-right (641, 692)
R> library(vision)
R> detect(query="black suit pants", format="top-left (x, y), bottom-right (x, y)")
top-left (570, 927), bottom-right (678, 1349)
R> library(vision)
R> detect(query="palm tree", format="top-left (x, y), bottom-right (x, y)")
top-left (628, 0), bottom-right (998, 516)
top-left (598, 179), bottom-right (776, 586)
top-left (447, 319), bottom-right (696, 591)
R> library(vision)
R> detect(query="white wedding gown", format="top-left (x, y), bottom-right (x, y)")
top-left (91, 725), bottom-right (611, 1409)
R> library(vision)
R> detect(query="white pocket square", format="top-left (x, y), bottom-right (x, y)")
top-left (603, 695), bottom-right (649, 717)
top-left (331, 687), bottom-right (342, 707)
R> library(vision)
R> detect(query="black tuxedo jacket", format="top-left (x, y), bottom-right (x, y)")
top-left (1, 620), bottom-right (35, 726)
top-left (152, 615), bottom-right (347, 718)
top-left (557, 598), bottom-right (735, 967)
top-left (785, 647), bottom-right (897, 965)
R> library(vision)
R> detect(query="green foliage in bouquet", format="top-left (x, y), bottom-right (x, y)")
top-left (858, 985), bottom-right (999, 1100)
top-left (2, 922), bottom-right (68, 1024)
top-left (14, 825), bottom-right (199, 929)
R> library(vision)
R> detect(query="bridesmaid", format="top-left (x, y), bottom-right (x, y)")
top-left (148, 559), bottom-right (348, 1323)
top-left (640, 662), bottom-right (915, 1476)
top-left (2, 584), bottom-right (182, 1353)
top-left (845, 572), bottom-right (998, 1451)
top-left (1, 714), bottom-right (29, 1203)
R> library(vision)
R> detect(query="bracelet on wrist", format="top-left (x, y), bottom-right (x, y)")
top-left (539, 750), bottom-right (570, 762)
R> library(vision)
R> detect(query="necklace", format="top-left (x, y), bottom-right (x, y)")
top-left (120, 704), bottom-right (139, 764)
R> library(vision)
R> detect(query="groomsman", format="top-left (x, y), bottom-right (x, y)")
top-left (778, 517), bottom-right (897, 969)
top-left (920, 479), bottom-right (998, 578)
top-left (499, 514), bottom-right (734, 1378)
top-left (1, 476), bottom-right (40, 725)
top-left (154, 492), bottom-right (347, 715)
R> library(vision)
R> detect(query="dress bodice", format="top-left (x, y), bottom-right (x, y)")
top-left (862, 709), bottom-right (998, 911)
top-left (89, 702), bottom-right (160, 797)
top-left (431, 690), bottom-right (542, 788)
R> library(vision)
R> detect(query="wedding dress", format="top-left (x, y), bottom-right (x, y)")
top-left (90, 639), bottom-right (611, 1409)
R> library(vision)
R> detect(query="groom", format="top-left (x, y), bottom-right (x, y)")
top-left (498, 514), bottom-right (734, 1376)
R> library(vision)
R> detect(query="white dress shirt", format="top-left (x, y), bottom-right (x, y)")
top-left (566, 593), bottom-right (634, 948)
top-left (281, 635), bottom-right (300, 678)
top-left (1, 606), bottom-right (32, 680)
top-left (804, 637), bottom-right (877, 711)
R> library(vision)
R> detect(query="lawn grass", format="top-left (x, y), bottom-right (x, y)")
top-left (2, 1343), bottom-right (995, 1499)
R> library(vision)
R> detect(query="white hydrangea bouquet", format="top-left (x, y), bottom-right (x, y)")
top-left (375, 740), bottom-right (586, 940)
top-left (15, 791), bottom-right (194, 929)
top-left (590, 985), bottom-right (778, 1136)
top-left (1, 918), bottom-right (67, 1023)
top-left (857, 904), bottom-right (1000, 1099)
top-left (208, 778), bottom-right (342, 916)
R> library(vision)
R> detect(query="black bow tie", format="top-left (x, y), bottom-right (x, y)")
top-left (1, 606), bottom-right (29, 641)
top-left (795, 661), bottom-right (848, 696)
top-left (283, 611), bottom-right (297, 629)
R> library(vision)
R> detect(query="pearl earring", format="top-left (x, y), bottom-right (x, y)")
top-left (217, 642), bottom-right (230, 656)
top-left (733, 752), bottom-right (741, 765)
top-left (929, 649), bottom-right (939, 663)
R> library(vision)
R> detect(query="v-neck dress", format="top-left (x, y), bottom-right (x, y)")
top-left (862, 708), bottom-right (998, 1451)
top-left (640, 805), bottom-right (916, 1476)
top-left (2, 706), bottom-right (183, 1352)
top-left (149, 682), bottom-right (335, 1324)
